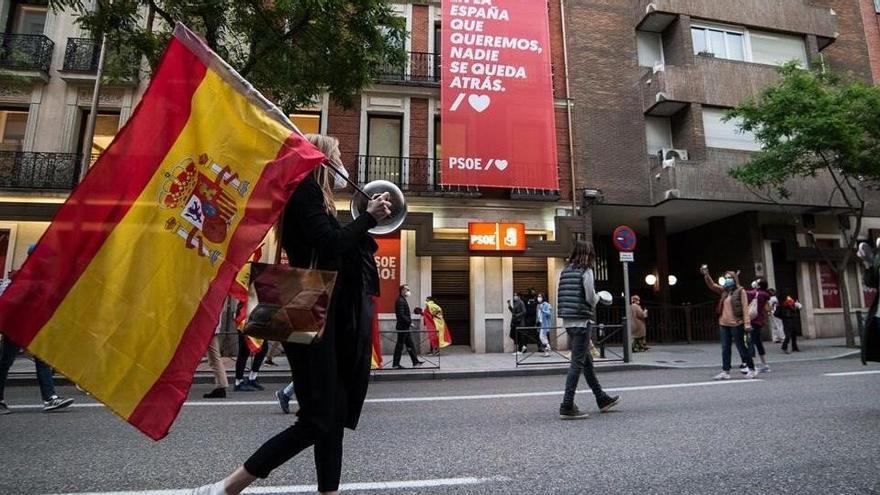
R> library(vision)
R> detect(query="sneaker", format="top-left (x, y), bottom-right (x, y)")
top-left (0, 401), bottom-right (10, 415)
top-left (202, 387), bottom-right (227, 399)
top-left (521, 345), bottom-right (527, 353)
top-left (713, 371), bottom-right (731, 380)
top-left (276, 389), bottom-right (291, 414)
top-left (559, 404), bottom-right (589, 420)
top-left (189, 480), bottom-right (225, 495)
top-left (745, 370), bottom-right (757, 379)
top-left (264, 359), bottom-right (277, 367)
top-left (246, 379), bottom-right (265, 391)
top-left (759, 365), bottom-right (771, 373)
top-left (542, 351), bottom-right (550, 357)
top-left (739, 365), bottom-right (749, 374)
top-left (597, 394), bottom-right (621, 413)
top-left (234, 381), bottom-right (255, 392)
top-left (392, 364), bottom-right (404, 369)
top-left (413, 361), bottom-right (425, 367)
top-left (43, 396), bottom-right (74, 412)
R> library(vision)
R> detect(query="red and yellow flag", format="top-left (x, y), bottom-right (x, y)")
top-left (370, 296), bottom-right (383, 369)
top-left (0, 25), bottom-right (324, 440)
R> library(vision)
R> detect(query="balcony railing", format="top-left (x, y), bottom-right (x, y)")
top-left (355, 155), bottom-right (479, 195)
top-left (63, 38), bottom-right (140, 78)
top-left (375, 51), bottom-right (440, 86)
top-left (0, 33), bottom-right (53, 72)
top-left (0, 151), bottom-right (81, 191)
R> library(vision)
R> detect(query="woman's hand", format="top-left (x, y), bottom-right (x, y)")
top-left (366, 192), bottom-right (392, 221)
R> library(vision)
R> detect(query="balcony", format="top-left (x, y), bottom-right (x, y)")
top-left (635, 0), bottom-right (837, 47)
top-left (374, 52), bottom-right (440, 87)
top-left (62, 38), bottom-right (140, 81)
top-left (0, 151), bottom-right (80, 191)
top-left (354, 155), bottom-right (479, 196)
top-left (0, 33), bottom-right (53, 73)
top-left (642, 58), bottom-right (781, 115)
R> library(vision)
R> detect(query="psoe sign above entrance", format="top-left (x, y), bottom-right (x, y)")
top-left (468, 222), bottom-right (526, 252)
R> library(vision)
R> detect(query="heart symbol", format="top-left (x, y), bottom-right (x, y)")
top-left (468, 94), bottom-right (491, 112)
top-left (495, 159), bottom-right (509, 171)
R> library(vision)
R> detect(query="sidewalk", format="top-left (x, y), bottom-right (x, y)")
top-left (4, 337), bottom-right (860, 386)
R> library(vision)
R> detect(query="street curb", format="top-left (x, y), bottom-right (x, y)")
top-left (3, 351), bottom-right (861, 387)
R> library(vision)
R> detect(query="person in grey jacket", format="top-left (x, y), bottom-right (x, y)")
top-left (556, 240), bottom-right (620, 419)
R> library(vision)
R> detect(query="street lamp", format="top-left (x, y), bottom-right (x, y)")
top-left (645, 274), bottom-right (657, 286)
top-left (668, 275), bottom-right (678, 286)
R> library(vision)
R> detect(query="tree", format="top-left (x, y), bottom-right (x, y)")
top-left (726, 62), bottom-right (880, 347)
top-left (48, 0), bottom-right (407, 111)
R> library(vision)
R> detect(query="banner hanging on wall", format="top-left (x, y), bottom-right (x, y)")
top-left (374, 233), bottom-right (402, 314)
top-left (440, 0), bottom-right (559, 190)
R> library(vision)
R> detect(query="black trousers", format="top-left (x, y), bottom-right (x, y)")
top-left (392, 329), bottom-right (419, 366)
top-left (244, 420), bottom-right (345, 491)
top-left (235, 334), bottom-right (268, 380)
top-left (782, 326), bottom-right (799, 351)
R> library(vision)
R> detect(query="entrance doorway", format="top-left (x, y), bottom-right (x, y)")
top-left (771, 241), bottom-right (802, 335)
top-left (431, 256), bottom-right (471, 346)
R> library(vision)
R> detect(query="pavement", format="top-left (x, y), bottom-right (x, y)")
top-left (3, 336), bottom-right (862, 385)
top-left (1, 357), bottom-right (878, 494)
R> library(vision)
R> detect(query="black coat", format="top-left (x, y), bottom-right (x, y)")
top-left (281, 175), bottom-right (378, 431)
top-left (861, 262), bottom-right (880, 364)
top-left (395, 295), bottom-right (412, 330)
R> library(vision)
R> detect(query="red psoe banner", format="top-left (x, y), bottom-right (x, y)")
top-left (374, 233), bottom-right (402, 314)
top-left (441, 0), bottom-right (558, 190)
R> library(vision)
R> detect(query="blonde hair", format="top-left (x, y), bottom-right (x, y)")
top-left (304, 134), bottom-right (340, 216)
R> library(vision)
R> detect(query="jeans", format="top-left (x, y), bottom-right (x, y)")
top-left (0, 337), bottom-right (56, 401)
top-left (236, 335), bottom-right (269, 380)
top-left (392, 329), bottom-right (419, 366)
top-left (561, 326), bottom-right (606, 407)
top-left (720, 325), bottom-right (754, 372)
top-left (748, 324), bottom-right (766, 358)
top-left (539, 326), bottom-right (551, 350)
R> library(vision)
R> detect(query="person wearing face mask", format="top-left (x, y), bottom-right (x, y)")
top-left (392, 285), bottom-right (424, 369)
top-left (701, 265), bottom-right (756, 380)
top-left (537, 293), bottom-right (553, 356)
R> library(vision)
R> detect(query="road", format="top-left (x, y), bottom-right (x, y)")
top-left (1, 358), bottom-right (878, 495)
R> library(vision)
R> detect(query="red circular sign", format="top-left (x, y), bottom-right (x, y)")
top-left (612, 226), bottom-right (637, 252)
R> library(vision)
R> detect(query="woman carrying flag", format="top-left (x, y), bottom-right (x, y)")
top-left (423, 296), bottom-right (452, 355)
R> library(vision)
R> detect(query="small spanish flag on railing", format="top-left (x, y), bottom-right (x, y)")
top-left (0, 24), bottom-right (325, 440)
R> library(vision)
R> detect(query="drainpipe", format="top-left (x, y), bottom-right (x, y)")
top-left (559, 0), bottom-right (577, 214)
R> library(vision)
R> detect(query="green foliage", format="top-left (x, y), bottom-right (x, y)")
top-left (726, 62), bottom-right (880, 203)
top-left (48, 0), bottom-right (407, 110)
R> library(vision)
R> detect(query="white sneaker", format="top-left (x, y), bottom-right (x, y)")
top-left (713, 371), bottom-right (731, 380)
top-left (190, 480), bottom-right (225, 495)
top-left (745, 370), bottom-right (757, 379)
top-left (740, 366), bottom-right (749, 374)
top-left (521, 345), bottom-right (527, 353)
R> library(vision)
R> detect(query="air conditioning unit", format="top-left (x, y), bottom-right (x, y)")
top-left (659, 148), bottom-right (689, 161)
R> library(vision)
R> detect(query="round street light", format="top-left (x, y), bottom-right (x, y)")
top-left (668, 275), bottom-right (678, 286)
top-left (645, 274), bottom-right (657, 286)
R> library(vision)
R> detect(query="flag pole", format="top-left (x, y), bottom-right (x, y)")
top-left (78, 28), bottom-right (108, 182)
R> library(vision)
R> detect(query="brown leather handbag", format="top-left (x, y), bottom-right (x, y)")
top-left (242, 262), bottom-right (337, 344)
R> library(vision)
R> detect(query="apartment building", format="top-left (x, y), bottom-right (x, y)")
top-left (567, 0), bottom-right (880, 339)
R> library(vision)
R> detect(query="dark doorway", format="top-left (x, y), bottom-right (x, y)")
top-left (771, 241), bottom-right (802, 335)
top-left (431, 256), bottom-right (471, 346)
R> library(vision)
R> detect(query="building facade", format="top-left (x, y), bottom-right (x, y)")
top-left (2, 0), bottom-right (879, 352)
top-left (567, 0), bottom-right (880, 340)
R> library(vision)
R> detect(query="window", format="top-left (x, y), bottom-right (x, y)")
top-left (691, 25), bottom-right (745, 61)
top-left (645, 116), bottom-right (672, 154)
top-left (0, 110), bottom-right (28, 151)
top-left (637, 31), bottom-right (664, 68)
top-left (702, 107), bottom-right (761, 151)
top-left (91, 114), bottom-right (120, 162)
top-left (13, 5), bottom-right (48, 35)
top-left (875, 0), bottom-right (880, 13)
top-left (816, 239), bottom-right (842, 309)
top-left (692, 23), bottom-right (807, 67)
top-left (366, 115), bottom-right (403, 182)
top-left (750, 31), bottom-right (808, 66)
top-left (290, 112), bottom-right (321, 135)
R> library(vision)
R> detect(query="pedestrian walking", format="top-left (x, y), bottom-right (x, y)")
top-left (0, 266), bottom-right (74, 414)
top-left (701, 265), bottom-right (756, 380)
top-left (507, 293), bottom-right (526, 353)
top-left (746, 278), bottom-right (772, 373)
top-left (857, 240), bottom-right (880, 364)
top-left (557, 240), bottom-right (621, 419)
top-left (630, 295), bottom-right (649, 353)
top-left (777, 296), bottom-right (802, 354)
top-left (424, 297), bottom-right (452, 355)
top-left (768, 289), bottom-right (785, 343)
top-left (190, 134), bottom-right (391, 495)
top-left (392, 284), bottom-right (424, 369)
top-left (203, 318), bottom-right (229, 399)
top-left (524, 288), bottom-right (540, 351)
top-left (537, 293), bottom-right (553, 357)
top-left (234, 335), bottom-right (268, 391)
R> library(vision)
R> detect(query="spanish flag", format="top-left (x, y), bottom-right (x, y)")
top-left (0, 24), bottom-right (324, 440)
top-left (370, 296), bottom-right (383, 369)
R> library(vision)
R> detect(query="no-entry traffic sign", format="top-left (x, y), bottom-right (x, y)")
top-left (612, 225), bottom-right (637, 252)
